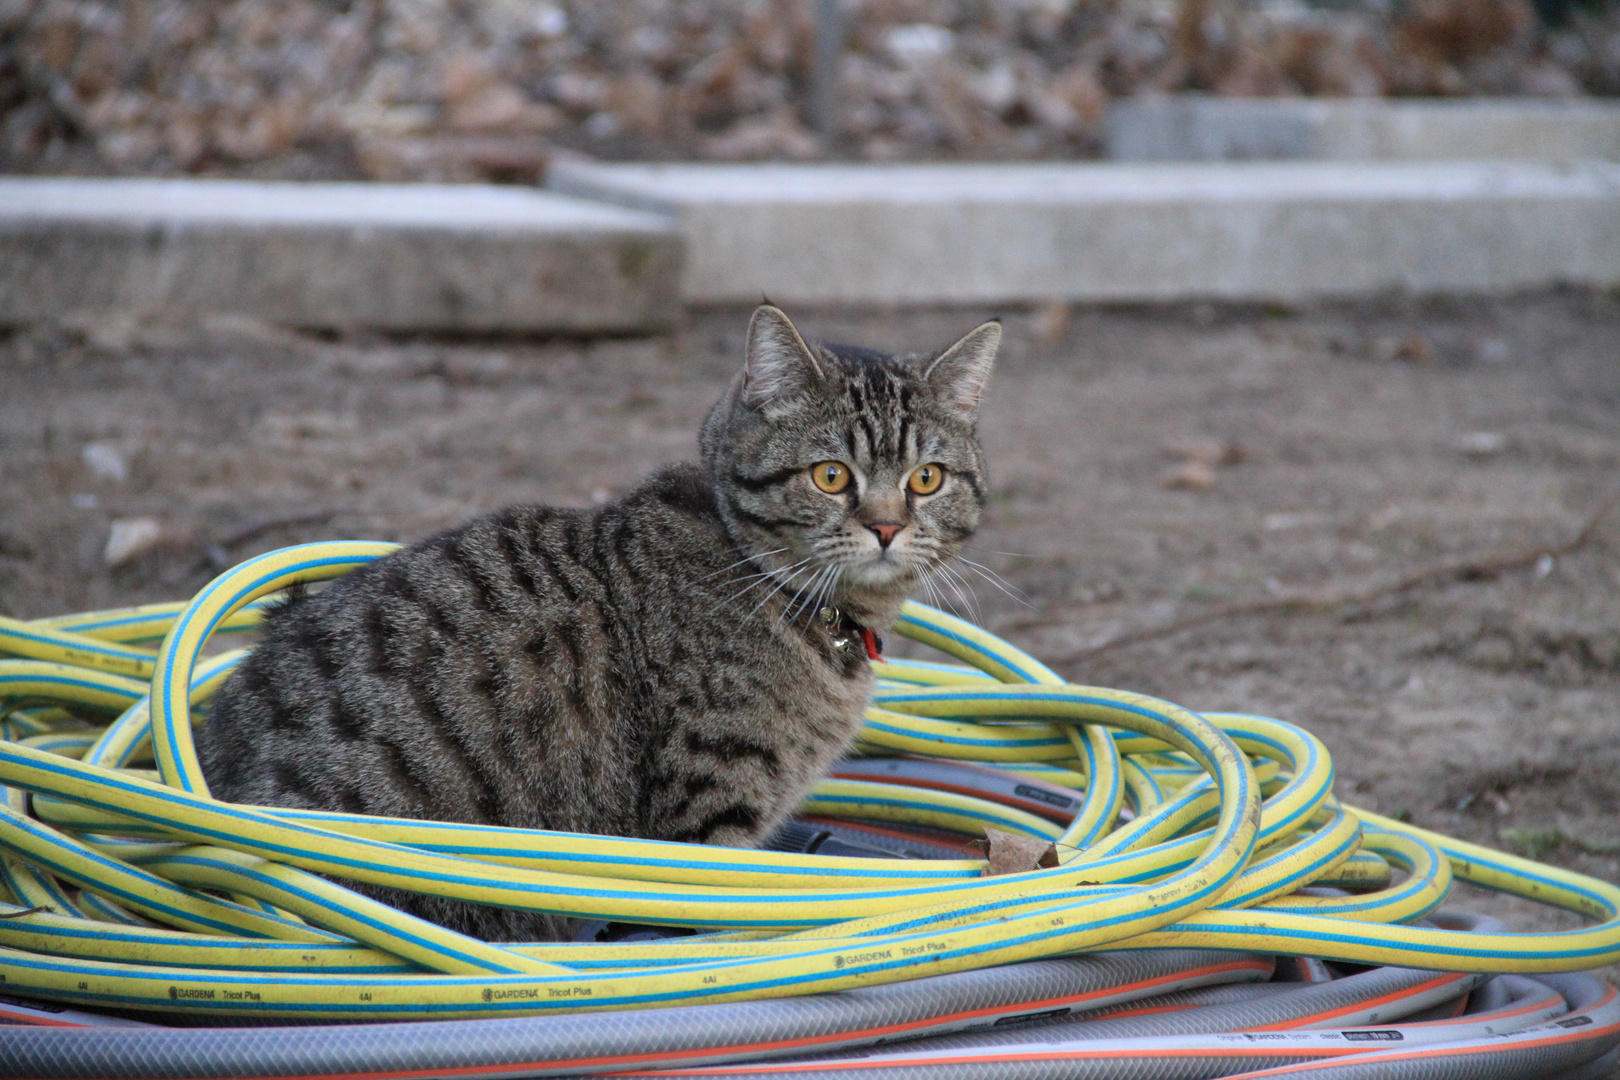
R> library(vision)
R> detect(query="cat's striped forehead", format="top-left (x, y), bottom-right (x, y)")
top-left (810, 343), bottom-right (939, 462)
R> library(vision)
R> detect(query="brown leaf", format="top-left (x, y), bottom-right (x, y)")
top-left (1395, 334), bottom-right (1435, 366)
top-left (104, 517), bottom-right (165, 568)
top-left (975, 827), bottom-right (1059, 877)
top-left (1163, 436), bottom-right (1242, 467)
top-left (448, 83), bottom-right (531, 133)
top-left (1035, 300), bottom-right (1070, 344)
top-left (1159, 460), bottom-right (1218, 491)
top-left (355, 135), bottom-right (552, 184)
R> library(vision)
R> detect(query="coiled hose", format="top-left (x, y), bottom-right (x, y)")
top-left (0, 541), bottom-right (1615, 1078)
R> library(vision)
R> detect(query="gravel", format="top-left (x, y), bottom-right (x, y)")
top-left (3, 0), bottom-right (1618, 182)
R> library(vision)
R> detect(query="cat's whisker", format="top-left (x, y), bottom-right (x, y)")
top-left (917, 566), bottom-right (953, 617)
top-left (732, 561), bottom-right (815, 634)
top-left (780, 564), bottom-right (832, 628)
top-left (715, 552), bottom-right (805, 589)
top-left (722, 554), bottom-right (811, 592)
top-left (806, 566), bottom-right (835, 625)
top-left (809, 563), bottom-right (844, 626)
top-left (713, 576), bottom-right (786, 616)
top-left (933, 577), bottom-right (975, 623)
top-left (916, 568), bottom-right (943, 612)
top-left (716, 565), bottom-right (794, 596)
top-left (807, 563), bottom-right (842, 626)
top-left (714, 568), bottom-right (780, 594)
top-left (926, 570), bottom-right (965, 620)
top-left (955, 556), bottom-right (1032, 608)
top-left (696, 548), bottom-right (790, 584)
top-left (934, 562), bottom-right (983, 623)
top-left (943, 561), bottom-right (988, 619)
top-left (712, 556), bottom-right (813, 616)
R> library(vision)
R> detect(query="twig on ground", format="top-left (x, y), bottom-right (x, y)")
top-left (1049, 494), bottom-right (1618, 665)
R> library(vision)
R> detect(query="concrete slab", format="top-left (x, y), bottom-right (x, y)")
top-left (0, 178), bottom-right (683, 333)
top-left (1106, 97), bottom-right (1620, 162)
top-left (547, 160), bottom-right (1620, 306)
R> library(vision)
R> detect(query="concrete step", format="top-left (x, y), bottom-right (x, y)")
top-left (0, 177), bottom-right (683, 333)
top-left (547, 160), bottom-right (1620, 306)
top-left (1106, 97), bottom-right (1620, 163)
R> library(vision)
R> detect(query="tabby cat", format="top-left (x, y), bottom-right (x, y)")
top-left (195, 305), bottom-right (999, 942)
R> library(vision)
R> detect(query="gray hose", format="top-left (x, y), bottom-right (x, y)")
top-left (659, 971), bottom-right (1617, 1080)
top-left (808, 965), bottom-right (1491, 1053)
top-left (1073, 980), bottom-right (1298, 1019)
top-left (0, 948), bottom-right (1269, 1079)
top-left (1561, 1045), bottom-right (1620, 1080)
top-left (1066, 971), bottom-right (1557, 1032)
top-left (1209, 973), bottom-right (1620, 1080)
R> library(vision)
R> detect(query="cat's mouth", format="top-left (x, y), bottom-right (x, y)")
top-left (842, 550), bottom-right (917, 587)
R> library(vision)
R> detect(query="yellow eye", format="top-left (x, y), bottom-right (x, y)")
top-left (811, 461), bottom-right (851, 494)
top-left (908, 463), bottom-right (945, 495)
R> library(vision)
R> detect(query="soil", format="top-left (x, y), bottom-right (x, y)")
top-left (2, 289), bottom-right (1618, 961)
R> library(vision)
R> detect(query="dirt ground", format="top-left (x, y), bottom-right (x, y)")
top-left (2, 290), bottom-right (1618, 953)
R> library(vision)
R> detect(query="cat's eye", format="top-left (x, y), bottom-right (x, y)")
top-left (908, 463), bottom-right (946, 495)
top-left (811, 461), bottom-right (852, 494)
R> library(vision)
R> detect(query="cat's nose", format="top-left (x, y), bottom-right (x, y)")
top-left (868, 523), bottom-right (904, 548)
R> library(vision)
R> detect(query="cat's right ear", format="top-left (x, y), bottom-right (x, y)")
top-left (744, 305), bottom-right (824, 415)
top-left (924, 319), bottom-right (1000, 418)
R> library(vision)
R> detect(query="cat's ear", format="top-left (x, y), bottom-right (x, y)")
top-left (744, 305), bottom-right (824, 414)
top-left (925, 319), bottom-right (999, 417)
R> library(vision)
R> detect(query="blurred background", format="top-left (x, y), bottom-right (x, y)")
top-left (2, 0), bottom-right (1620, 956)
top-left (3, 0), bottom-right (1619, 179)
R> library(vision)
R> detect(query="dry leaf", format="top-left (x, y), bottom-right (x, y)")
top-left (1035, 299), bottom-right (1070, 343)
top-left (1394, 334), bottom-right (1435, 366)
top-left (975, 827), bottom-right (1059, 877)
top-left (1164, 436), bottom-right (1243, 467)
top-left (1159, 460), bottom-right (1218, 491)
top-left (104, 517), bottom-right (164, 568)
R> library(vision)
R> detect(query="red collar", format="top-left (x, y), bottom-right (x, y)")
top-left (860, 626), bottom-right (883, 661)
top-left (820, 606), bottom-right (883, 661)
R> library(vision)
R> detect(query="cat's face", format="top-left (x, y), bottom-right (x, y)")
top-left (702, 306), bottom-right (997, 627)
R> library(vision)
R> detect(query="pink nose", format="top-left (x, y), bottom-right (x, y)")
top-left (869, 523), bottom-right (903, 547)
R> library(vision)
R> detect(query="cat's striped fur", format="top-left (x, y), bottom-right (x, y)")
top-left (195, 306), bottom-right (998, 942)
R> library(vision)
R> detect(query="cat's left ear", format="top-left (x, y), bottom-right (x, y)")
top-left (924, 320), bottom-right (1000, 417)
top-left (744, 304), bottom-right (825, 415)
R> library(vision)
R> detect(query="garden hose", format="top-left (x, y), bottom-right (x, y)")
top-left (0, 540), bottom-right (1615, 1079)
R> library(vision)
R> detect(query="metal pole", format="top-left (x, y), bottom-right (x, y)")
top-left (810, 0), bottom-right (842, 139)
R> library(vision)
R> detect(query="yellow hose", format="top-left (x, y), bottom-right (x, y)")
top-left (0, 540), bottom-right (1611, 1022)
